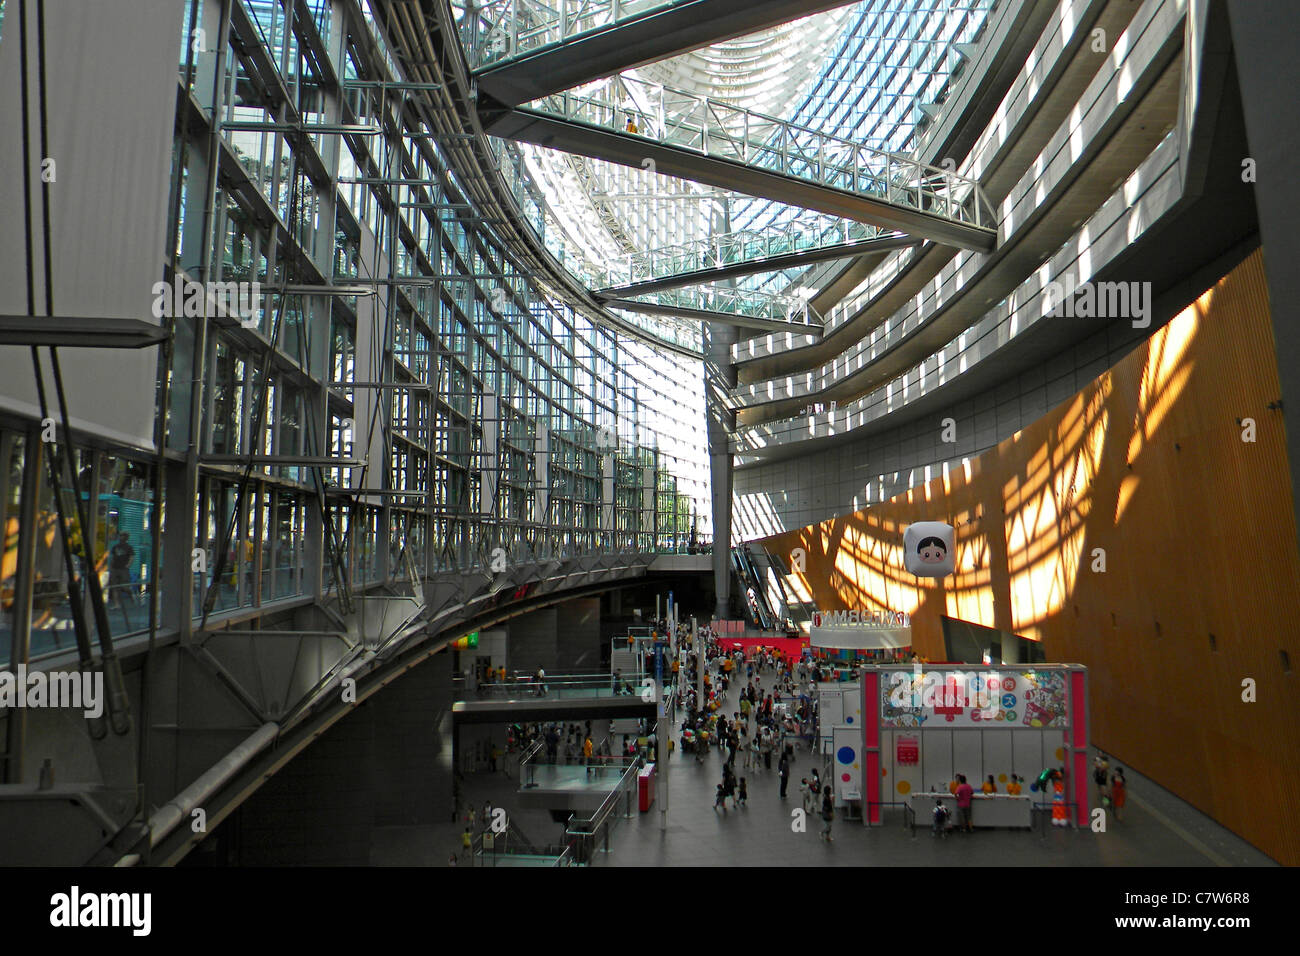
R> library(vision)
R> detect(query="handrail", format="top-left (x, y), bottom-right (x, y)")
top-left (563, 724), bottom-right (658, 863)
top-left (532, 75), bottom-right (995, 233)
top-left (455, 0), bottom-right (677, 73)
top-left (610, 284), bottom-right (821, 327)
top-left (593, 216), bottom-right (896, 293)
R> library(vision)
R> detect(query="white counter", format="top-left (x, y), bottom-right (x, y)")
top-left (908, 791), bottom-right (1033, 828)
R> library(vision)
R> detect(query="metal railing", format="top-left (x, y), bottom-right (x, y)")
top-left (593, 215), bottom-right (898, 292)
top-left (611, 284), bottom-right (821, 326)
top-left (532, 75), bottom-right (995, 232)
top-left (563, 749), bottom-right (647, 864)
top-left (455, 0), bottom-right (679, 72)
top-left (471, 818), bottom-right (578, 866)
top-left (460, 670), bottom-right (652, 700)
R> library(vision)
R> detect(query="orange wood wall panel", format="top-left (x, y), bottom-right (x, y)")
top-left (761, 249), bottom-right (1300, 864)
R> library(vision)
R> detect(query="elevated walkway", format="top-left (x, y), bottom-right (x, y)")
top-left (459, 0), bottom-right (861, 106)
top-left (592, 219), bottom-right (917, 297)
top-left (452, 674), bottom-right (658, 724)
top-left (480, 75), bottom-right (997, 252)
top-left (602, 286), bottom-right (822, 335)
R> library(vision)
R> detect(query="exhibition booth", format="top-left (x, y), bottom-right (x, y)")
top-left (850, 663), bottom-right (1090, 827)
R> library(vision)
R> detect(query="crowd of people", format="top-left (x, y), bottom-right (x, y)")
top-left (670, 624), bottom-right (840, 841)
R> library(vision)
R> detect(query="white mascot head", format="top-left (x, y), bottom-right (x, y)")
top-left (903, 521), bottom-right (955, 577)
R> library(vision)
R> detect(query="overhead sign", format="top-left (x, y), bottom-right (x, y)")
top-left (810, 609), bottom-right (911, 649)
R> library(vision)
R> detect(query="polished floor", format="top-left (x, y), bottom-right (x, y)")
top-left (372, 685), bottom-right (1278, 867)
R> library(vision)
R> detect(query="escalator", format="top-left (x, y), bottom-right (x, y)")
top-left (755, 546), bottom-right (816, 634)
top-left (731, 546), bottom-right (774, 629)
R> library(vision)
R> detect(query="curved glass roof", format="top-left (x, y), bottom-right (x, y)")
top-left (481, 0), bottom-right (994, 344)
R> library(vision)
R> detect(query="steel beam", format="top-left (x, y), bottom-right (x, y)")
top-left (594, 235), bottom-right (920, 297)
top-left (473, 0), bottom-right (862, 107)
top-left (603, 298), bottom-right (822, 335)
top-left (481, 108), bottom-right (999, 252)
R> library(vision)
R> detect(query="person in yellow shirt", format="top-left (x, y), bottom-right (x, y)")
top-left (1007, 774), bottom-right (1022, 795)
top-left (982, 774), bottom-right (997, 795)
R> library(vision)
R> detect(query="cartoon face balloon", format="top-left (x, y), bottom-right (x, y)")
top-left (903, 521), bottom-right (955, 577)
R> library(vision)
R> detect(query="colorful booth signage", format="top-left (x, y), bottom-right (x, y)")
top-left (880, 668), bottom-right (1069, 728)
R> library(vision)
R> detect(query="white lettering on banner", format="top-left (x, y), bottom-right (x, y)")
top-left (811, 609), bottom-right (911, 628)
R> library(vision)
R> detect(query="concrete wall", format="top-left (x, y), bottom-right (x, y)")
top-left (217, 652), bottom-right (454, 865)
top-left (506, 607), bottom-right (557, 677)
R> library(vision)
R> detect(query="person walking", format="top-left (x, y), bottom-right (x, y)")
top-left (820, 786), bottom-right (834, 842)
top-left (714, 783), bottom-right (728, 813)
top-left (800, 777), bottom-right (811, 814)
top-left (583, 734), bottom-right (594, 774)
top-left (778, 750), bottom-right (790, 799)
top-left (738, 777), bottom-right (748, 807)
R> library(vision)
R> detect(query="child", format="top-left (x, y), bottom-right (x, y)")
top-left (738, 778), bottom-right (748, 807)
top-left (1110, 768), bottom-right (1127, 821)
top-left (932, 800), bottom-right (950, 837)
top-left (714, 783), bottom-right (727, 813)
top-left (799, 777), bottom-right (811, 813)
top-left (461, 826), bottom-right (472, 859)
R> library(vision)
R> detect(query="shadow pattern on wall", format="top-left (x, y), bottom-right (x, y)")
top-left (761, 250), bottom-right (1300, 864)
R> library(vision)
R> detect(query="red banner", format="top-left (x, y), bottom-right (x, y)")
top-left (714, 636), bottom-right (808, 659)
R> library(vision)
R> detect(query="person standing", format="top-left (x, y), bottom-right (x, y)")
top-left (982, 774), bottom-right (996, 794)
top-left (1093, 754), bottom-right (1111, 804)
top-left (955, 775), bottom-right (974, 832)
top-left (1110, 767), bottom-right (1127, 821)
top-left (778, 750), bottom-right (790, 798)
top-left (583, 734), bottom-right (594, 774)
top-left (820, 786), bottom-right (834, 842)
top-left (108, 532), bottom-right (137, 609)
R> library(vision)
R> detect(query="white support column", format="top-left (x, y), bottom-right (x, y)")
top-left (480, 391), bottom-right (499, 519)
top-left (534, 423), bottom-right (550, 529)
top-left (641, 465), bottom-right (655, 546)
top-left (601, 450), bottom-right (615, 539)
